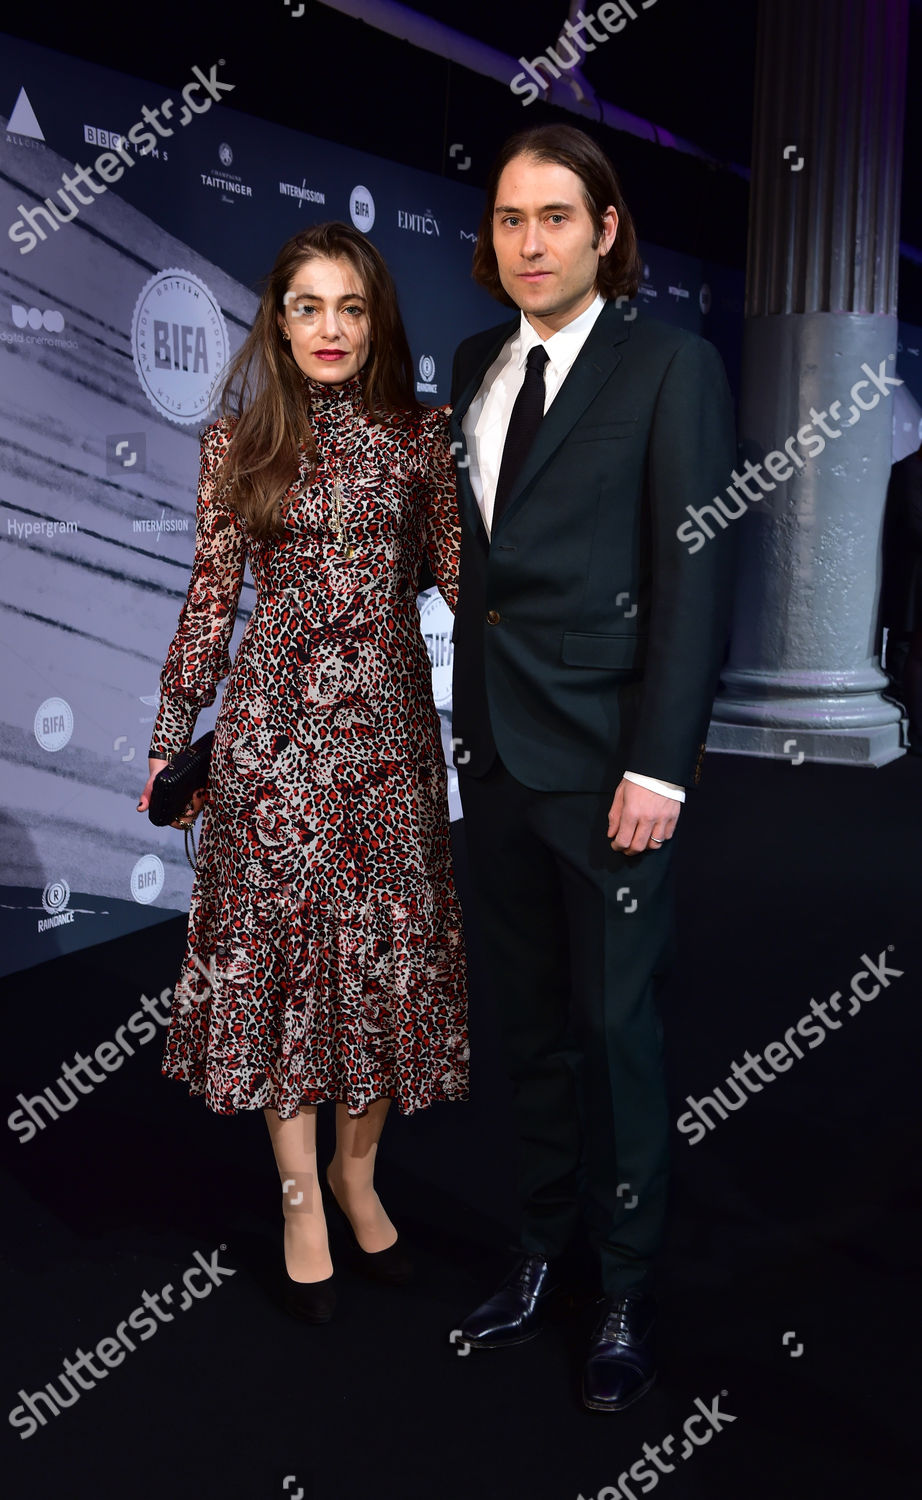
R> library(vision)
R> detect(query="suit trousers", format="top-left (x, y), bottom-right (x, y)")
top-left (459, 757), bottom-right (677, 1296)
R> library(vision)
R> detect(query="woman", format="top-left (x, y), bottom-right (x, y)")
top-left (137, 224), bottom-right (469, 1321)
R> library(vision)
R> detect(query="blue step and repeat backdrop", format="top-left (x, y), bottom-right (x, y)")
top-left (2, 31), bottom-right (919, 979)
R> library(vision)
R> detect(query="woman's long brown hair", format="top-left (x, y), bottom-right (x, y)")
top-left (216, 223), bottom-right (421, 539)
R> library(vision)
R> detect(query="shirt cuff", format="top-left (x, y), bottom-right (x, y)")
top-left (623, 771), bottom-right (686, 804)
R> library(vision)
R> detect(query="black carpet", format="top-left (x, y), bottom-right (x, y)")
top-left (3, 753), bottom-right (920, 1499)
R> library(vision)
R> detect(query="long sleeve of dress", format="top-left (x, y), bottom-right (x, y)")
top-left (149, 420), bottom-right (247, 760)
top-left (418, 405), bottom-right (461, 614)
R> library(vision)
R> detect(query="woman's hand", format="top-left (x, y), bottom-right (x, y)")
top-left (137, 757), bottom-right (208, 829)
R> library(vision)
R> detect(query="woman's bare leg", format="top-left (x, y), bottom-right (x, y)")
top-left (264, 1105), bottom-right (332, 1282)
top-left (327, 1098), bottom-right (397, 1253)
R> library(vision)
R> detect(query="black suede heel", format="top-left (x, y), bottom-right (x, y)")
top-left (324, 1176), bottom-right (414, 1286)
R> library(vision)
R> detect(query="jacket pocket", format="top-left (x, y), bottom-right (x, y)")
top-left (561, 631), bottom-right (644, 669)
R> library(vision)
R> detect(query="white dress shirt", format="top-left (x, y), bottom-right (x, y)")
top-left (460, 294), bottom-right (684, 805)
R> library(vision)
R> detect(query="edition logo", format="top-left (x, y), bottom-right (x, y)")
top-left (131, 269), bottom-right (229, 426)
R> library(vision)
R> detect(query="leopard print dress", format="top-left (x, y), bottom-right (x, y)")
top-left (150, 375), bottom-right (469, 1118)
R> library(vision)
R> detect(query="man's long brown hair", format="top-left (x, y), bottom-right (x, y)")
top-left (217, 223), bottom-right (420, 539)
top-left (472, 124), bottom-right (642, 307)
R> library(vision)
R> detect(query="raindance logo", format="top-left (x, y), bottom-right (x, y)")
top-left (131, 269), bottom-right (229, 426)
top-left (131, 855), bottom-right (164, 905)
top-left (34, 697), bottom-right (73, 752)
top-left (349, 185), bottom-right (375, 232)
top-left (38, 879), bottom-right (74, 933)
top-left (418, 589), bottom-right (453, 708)
top-left (416, 353), bottom-right (437, 395)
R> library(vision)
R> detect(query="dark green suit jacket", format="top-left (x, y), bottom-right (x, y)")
top-left (448, 301), bottom-right (738, 792)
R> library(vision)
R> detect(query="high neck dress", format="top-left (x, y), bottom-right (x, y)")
top-left (149, 375), bottom-right (469, 1117)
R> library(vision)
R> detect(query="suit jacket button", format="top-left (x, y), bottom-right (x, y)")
top-left (486, 609), bottom-right (501, 625)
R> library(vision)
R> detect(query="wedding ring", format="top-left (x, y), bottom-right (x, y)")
top-left (650, 837), bottom-right (665, 844)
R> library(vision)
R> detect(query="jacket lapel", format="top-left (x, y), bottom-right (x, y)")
top-left (494, 302), bottom-right (631, 532)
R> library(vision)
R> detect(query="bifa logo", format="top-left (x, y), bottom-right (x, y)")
top-left (349, 185), bottom-right (375, 232)
top-left (34, 697), bottom-right (73, 752)
top-left (131, 855), bottom-right (164, 905)
top-left (418, 588), bottom-right (453, 709)
top-left (131, 270), bottom-right (228, 426)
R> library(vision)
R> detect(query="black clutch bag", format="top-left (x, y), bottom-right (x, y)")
top-left (148, 731), bottom-right (214, 828)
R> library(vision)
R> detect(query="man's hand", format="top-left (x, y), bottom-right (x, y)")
top-left (608, 779), bottom-right (681, 855)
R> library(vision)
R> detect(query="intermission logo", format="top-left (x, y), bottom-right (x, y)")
top-left (3, 303), bottom-right (78, 351)
top-left (398, 207), bottom-right (440, 236)
top-left (34, 697), bottom-right (73, 752)
top-left (131, 269), bottom-right (229, 426)
top-left (279, 178), bottom-right (326, 208)
top-left (201, 141), bottom-right (252, 201)
top-left (416, 353), bottom-right (438, 396)
top-left (349, 185), bottom-right (375, 232)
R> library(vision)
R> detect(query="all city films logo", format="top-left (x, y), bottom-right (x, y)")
top-left (131, 268), bottom-right (229, 425)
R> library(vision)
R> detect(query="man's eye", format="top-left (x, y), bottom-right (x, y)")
top-left (547, 215), bottom-right (566, 224)
top-left (501, 216), bottom-right (521, 228)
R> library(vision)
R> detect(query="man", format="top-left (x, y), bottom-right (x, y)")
top-left (448, 124), bottom-right (737, 1412)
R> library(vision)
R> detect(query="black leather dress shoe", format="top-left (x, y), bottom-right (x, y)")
top-left (582, 1290), bottom-right (656, 1411)
top-left (458, 1253), bottom-right (559, 1348)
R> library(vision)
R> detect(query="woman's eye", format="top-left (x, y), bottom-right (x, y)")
top-left (292, 303), bottom-right (316, 317)
top-left (344, 305), bottom-right (365, 317)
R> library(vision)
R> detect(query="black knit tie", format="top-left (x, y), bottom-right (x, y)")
top-left (492, 344), bottom-right (549, 525)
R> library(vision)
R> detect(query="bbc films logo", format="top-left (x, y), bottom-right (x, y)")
top-left (84, 122), bottom-right (168, 163)
top-left (349, 185), bottom-right (375, 232)
top-left (34, 697), bottom-right (73, 752)
top-left (131, 269), bottom-right (229, 426)
top-left (416, 354), bottom-right (437, 396)
top-left (419, 589), bottom-right (453, 709)
top-left (38, 878), bottom-right (74, 934)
